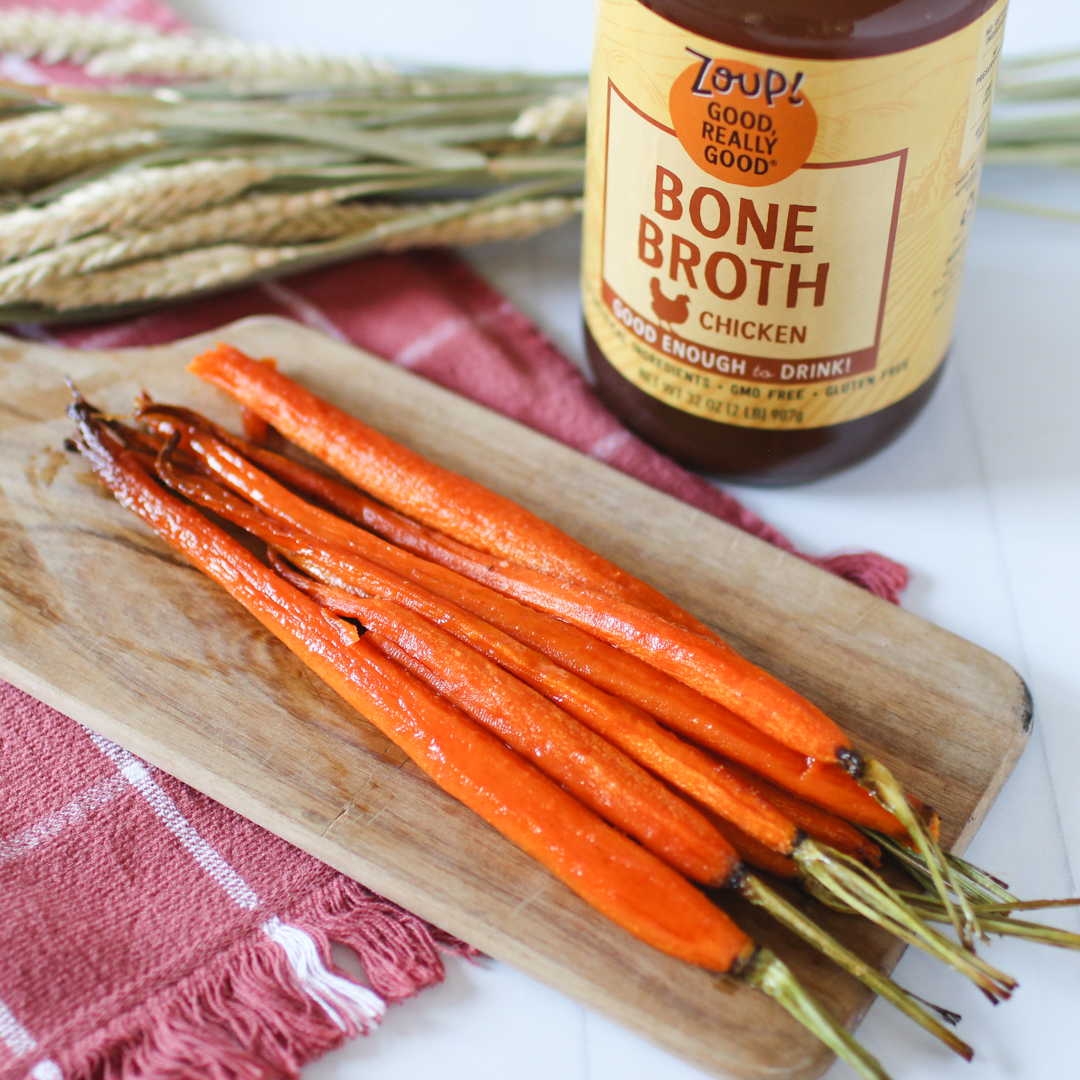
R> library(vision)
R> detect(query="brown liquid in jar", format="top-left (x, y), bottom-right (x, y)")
top-left (584, 0), bottom-right (998, 485)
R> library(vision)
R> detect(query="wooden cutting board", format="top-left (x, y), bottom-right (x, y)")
top-left (0, 317), bottom-right (1031, 1080)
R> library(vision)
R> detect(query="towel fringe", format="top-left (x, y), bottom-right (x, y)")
top-left (55, 877), bottom-right (478, 1080)
top-left (807, 551), bottom-right (910, 606)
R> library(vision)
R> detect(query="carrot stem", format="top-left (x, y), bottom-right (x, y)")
top-left (904, 901), bottom-right (1080, 951)
top-left (872, 831), bottom-right (1019, 907)
top-left (741, 949), bottom-right (893, 1080)
top-left (793, 840), bottom-right (1016, 1002)
top-left (858, 758), bottom-right (981, 948)
top-left (740, 875), bottom-right (973, 1060)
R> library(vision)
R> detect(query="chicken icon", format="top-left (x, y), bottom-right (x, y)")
top-left (649, 277), bottom-right (690, 325)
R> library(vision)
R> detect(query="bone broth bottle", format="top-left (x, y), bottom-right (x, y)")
top-left (581, 0), bottom-right (1007, 483)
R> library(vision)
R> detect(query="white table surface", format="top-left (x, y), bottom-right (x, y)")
top-left (170, 1), bottom-right (1080, 1077)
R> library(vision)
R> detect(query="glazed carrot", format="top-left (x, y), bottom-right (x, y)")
top-left (265, 549), bottom-right (799, 856)
top-left (312, 591), bottom-right (742, 887)
top-left (276, 544), bottom-right (866, 870)
top-left (138, 401), bottom-right (495, 574)
top-left (239, 404), bottom-right (269, 444)
top-left (709, 817), bottom-right (799, 881)
top-left (70, 402), bottom-right (749, 971)
top-left (327, 586), bottom-right (969, 1056)
top-left (146, 408), bottom-right (848, 763)
top-left (125, 419), bottom-right (994, 1043)
top-left (429, 555), bottom-right (851, 763)
top-left (182, 353), bottom-right (980, 938)
top-left (173, 462), bottom-right (1009, 997)
top-left (148, 421), bottom-right (903, 835)
top-left (150, 426), bottom-right (903, 834)
top-left (137, 400), bottom-right (908, 831)
top-left (72, 402), bottom-right (899, 1079)
top-left (187, 343), bottom-right (718, 637)
top-left (709, 758), bottom-right (881, 867)
top-left (148, 448), bottom-right (769, 878)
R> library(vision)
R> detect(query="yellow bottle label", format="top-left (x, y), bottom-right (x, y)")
top-left (582, 0), bottom-right (1007, 430)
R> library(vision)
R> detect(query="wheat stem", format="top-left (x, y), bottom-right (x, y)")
top-left (0, 184), bottom-right (373, 301)
top-left (0, 106), bottom-right (165, 191)
top-left (5, 189), bottom-right (580, 314)
top-left (27, 243), bottom-right (305, 310)
top-left (0, 8), bottom-right (168, 65)
top-left (0, 159), bottom-right (273, 263)
top-left (511, 92), bottom-right (588, 144)
top-left (85, 37), bottom-right (399, 88)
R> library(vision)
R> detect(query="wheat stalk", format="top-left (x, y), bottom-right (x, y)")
top-left (510, 92), bottom-right (588, 145)
top-left (85, 37), bottom-right (397, 87)
top-left (0, 159), bottom-right (274, 263)
top-left (0, 193), bottom-right (583, 306)
top-left (27, 243), bottom-right (305, 309)
top-left (0, 184), bottom-right (378, 300)
top-left (6, 191), bottom-right (581, 315)
top-left (258, 202), bottom-right (418, 243)
top-left (0, 12), bottom-right (586, 317)
top-left (0, 106), bottom-right (163, 191)
top-left (0, 8), bottom-right (168, 65)
top-left (378, 195), bottom-right (583, 249)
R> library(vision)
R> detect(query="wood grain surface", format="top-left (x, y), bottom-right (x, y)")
top-left (0, 317), bottom-right (1032, 1080)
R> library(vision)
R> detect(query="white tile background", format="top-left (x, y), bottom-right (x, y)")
top-left (170, 1), bottom-right (1080, 1077)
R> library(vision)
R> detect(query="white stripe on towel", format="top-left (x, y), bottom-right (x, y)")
top-left (588, 429), bottom-right (632, 462)
top-left (0, 777), bottom-right (126, 865)
top-left (262, 918), bottom-right (386, 1032)
top-left (393, 315), bottom-right (470, 368)
top-left (260, 281), bottom-right (348, 342)
top-left (0, 998), bottom-right (36, 1057)
top-left (89, 733), bottom-right (260, 910)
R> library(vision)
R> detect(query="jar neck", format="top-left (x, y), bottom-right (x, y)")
top-left (638, 0), bottom-right (999, 58)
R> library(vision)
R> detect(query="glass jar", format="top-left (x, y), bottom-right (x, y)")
top-left (581, 0), bottom-right (1007, 483)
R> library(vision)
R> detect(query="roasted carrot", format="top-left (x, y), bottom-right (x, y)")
top-left (185, 348), bottom-right (983, 941)
top-left (146, 413), bottom-right (995, 966)
top-left (265, 549), bottom-right (799, 856)
top-left (187, 342), bottom-right (719, 638)
top-left (147, 422), bottom-right (1016, 986)
top-left (139, 400), bottom-right (537, 578)
top-left (146, 416), bottom-right (903, 835)
top-left (148, 421), bottom-right (903, 834)
top-left (424, 554), bottom-right (851, 763)
top-left (144, 404), bottom-right (848, 763)
top-left (71, 398), bottom-right (894, 1080)
top-left (71, 401), bottom-right (748, 968)
top-left (710, 817), bottom-right (800, 881)
top-left (312, 591), bottom-right (742, 888)
top-left (708, 757), bottom-right (881, 867)
top-left (125, 417), bottom-right (991, 1042)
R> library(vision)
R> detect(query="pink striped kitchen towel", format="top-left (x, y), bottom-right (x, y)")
top-left (1, 684), bottom-right (476, 1080)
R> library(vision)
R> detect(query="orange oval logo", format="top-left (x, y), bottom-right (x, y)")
top-left (669, 56), bottom-right (817, 187)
